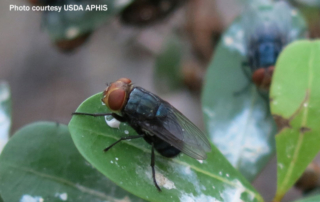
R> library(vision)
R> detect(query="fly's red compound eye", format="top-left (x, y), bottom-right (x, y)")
top-left (102, 78), bottom-right (132, 112)
top-left (107, 89), bottom-right (127, 111)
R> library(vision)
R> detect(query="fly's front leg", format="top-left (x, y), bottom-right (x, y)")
top-left (72, 112), bottom-right (113, 117)
top-left (72, 112), bottom-right (128, 122)
top-left (111, 113), bottom-right (128, 122)
top-left (104, 134), bottom-right (145, 152)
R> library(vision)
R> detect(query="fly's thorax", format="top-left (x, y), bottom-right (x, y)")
top-left (102, 78), bottom-right (133, 113)
top-left (123, 87), bottom-right (160, 120)
top-left (248, 33), bottom-right (283, 70)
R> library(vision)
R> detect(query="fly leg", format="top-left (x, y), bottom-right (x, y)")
top-left (72, 112), bottom-right (113, 117)
top-left (72, 112), bottom-right (127, 122)
top-left (151, 142), bottom-right (161, 191)
top-left (103, 135), bottom-right (145, 152)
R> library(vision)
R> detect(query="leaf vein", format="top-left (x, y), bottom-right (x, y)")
top-left (2, 162), bottom-right (122, 202)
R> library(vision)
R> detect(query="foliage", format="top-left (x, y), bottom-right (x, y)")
top-left (271, 41), bottom-right (320, 201)
top-left (0, 122), bottom-right (145, 202)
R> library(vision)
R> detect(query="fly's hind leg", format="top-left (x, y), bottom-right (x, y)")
top-left (151, 142), bottom-right (161, 191)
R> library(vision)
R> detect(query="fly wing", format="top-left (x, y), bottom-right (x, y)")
top-left (139, 102), bottom-right (212, 160)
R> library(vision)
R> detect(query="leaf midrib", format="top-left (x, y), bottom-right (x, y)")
top-left (69, 123), bottom-right (263, 202)
top-left (277, 43), bottom-right (315, 195)
top-left (235, 86), bottom-right (257, 170)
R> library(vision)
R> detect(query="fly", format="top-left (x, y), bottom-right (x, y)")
top-left (240, 22), bottom-right (286, 92)
top-left (72, 78), bottom-right (211, 191)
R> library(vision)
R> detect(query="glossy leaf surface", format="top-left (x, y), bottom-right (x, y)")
top-left (69, 93), bottom-right (263, 202)
top-left (271, 41), bottom-right (320, 201)
top-left (0, 81), bottom-right (11, 153)
top-left (201, 1), bottom-right (306, 181)
top-left (0, 122), bottom-right (145, 202)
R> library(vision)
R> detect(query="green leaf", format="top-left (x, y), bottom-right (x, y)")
top-left (271, 41), bottom-right (320, 201)
top-left (154, 34), bottom-right (184, 93)
top-left (69, 93), bottom-right (264, 202)
top-left (295, 195), bottom-right (320, 202)
top-left (293, 0), bottom-right (320, 7)
top-left (0, 122), bottom-right (145, 202)
top-left (0, 81), bottom-right (11, 153)
top-left (43, 0), bottom-right (133, 41)
top-left (202, 1), bottom-right (306, 182)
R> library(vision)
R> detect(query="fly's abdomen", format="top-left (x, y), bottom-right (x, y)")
top-left (124, 87), bottom-right (160, 119)
top-left (144, 135), bottom-right (181, 158)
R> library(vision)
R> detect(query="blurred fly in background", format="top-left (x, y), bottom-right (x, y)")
top-left (245, 22), bottom-right (286, 91)
top-left (235, 2), bottom-right (306, 95)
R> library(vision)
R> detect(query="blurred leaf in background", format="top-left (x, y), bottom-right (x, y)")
top-left (290, 2), bottom-right (320, 39)
top-left (154, 34), bottom-right (184, 93)
top-left (292, 0), bottom-right (320, 7)
top-left (295, 194), bottom-right (320, 202)
top-left (69, 93), bottom-right (264, 202)
top-left (0, 81), bottom-right (11, 153)
top-left (202, 1), bottom-right (306, 182)
top-left (39, 0), bottom-right (134, 51)
top-left (271, 41), bottom-right (320, 201)
top-left (153, 0), bottom-right (223, 94)
top-left (0, 122), bottom-right (145, 202)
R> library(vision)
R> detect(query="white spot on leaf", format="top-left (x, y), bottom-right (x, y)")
top-left (20, 195), bottom-right (44, 202)
top-left (155, 172), bottom-right (176, 190)
top-left (55, 193), bottom-right (67, 201)
top-left (197, 160), bottom-right (203, 164)
top-left (220, 179), bottom-right (254, 202)
top-left (224, 37), bottom-right (234, 46)
top-left (105, 117), bottom-right (120, 129)
top-left (135, 166), bottom-right (176, 190)
top-left (180, 193), bottom-right (219, 202)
